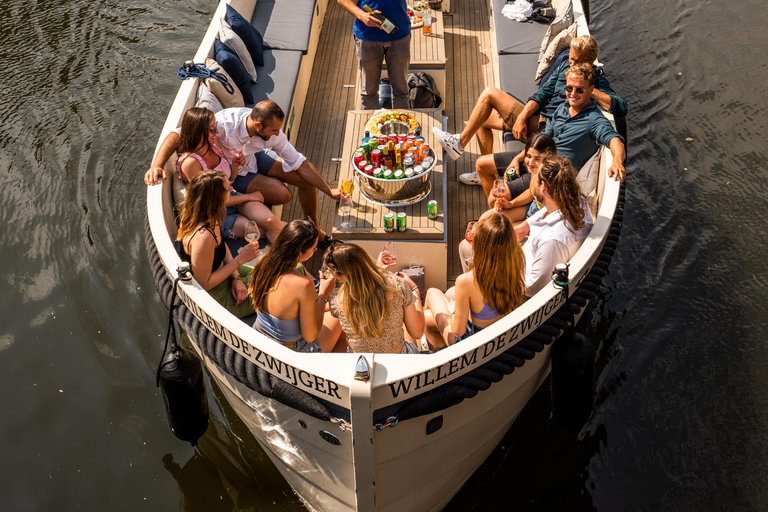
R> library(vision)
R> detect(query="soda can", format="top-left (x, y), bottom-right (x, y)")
top-left (397, 135), bottom-right (407, 144)
top-left (403, 155), bottom-right (414, 168)
top-left (388, 134), bottom-right (397, 144)
top-left (415, 136), bottom-right (425, 146)
top-left (353, 150), bottom-right (366, 165)
top-left (421, 144), bottom-right (431, 161)
top-left (404, 168), bottom-right (415, 178)
top-left (384, 212), bottom-right (395, 232)
top-left (364, 164), bottom-right (374, 175)
top-left (428, 200), bottom-right (438, 219)
top-left (369, 138), bottom-right (378, 152)
top-left (373, 167), bottom-right (383, 178)
top-left (394, 170), bottom-right (405, 179)
top-left (414, 165), bottom-right (424, 175)
top-left (406, 135), bottom-right (416, 145)
top-left (357, 159), bottom-right (368, 171)
top-left (378, 137), bottom-right (387, 147)
top-left (397, 212), bottom-right (407, 232)
top-left (371, 149), bottom-right (382, 167)
top-left (423, 156), bottom-right (434, 169)
top-left (383, 169), bottom-right (394, 180)
top-left (505, 167), bottom-right (517, 182)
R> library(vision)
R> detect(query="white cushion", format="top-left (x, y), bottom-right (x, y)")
top-left (537, 2), bottom-right (573, 63)
top-left (576, 150), bottom-right (600, 216)
top-left (219, 17), bottom-right (258, 83)
top-left (204, 57), bottom-right (244, 108)
top-left (535, 23), bottom-right (577, 82)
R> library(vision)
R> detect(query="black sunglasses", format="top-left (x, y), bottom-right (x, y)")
top-left (564, 85), bottom-right (585, 94)
top-left (324, 239), bottom-right (345, 271)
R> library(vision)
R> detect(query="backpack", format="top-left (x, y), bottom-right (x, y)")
top-left (407, 72), bottom-right (443, 109)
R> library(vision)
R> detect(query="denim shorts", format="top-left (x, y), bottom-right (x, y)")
top-left (232, 149), bottom-right (279, 193)
top-left (457, 320), bottom-right (485, 342)
top-left (221, 191), bottom-right (242, 239)
top-left (526, 200), bottom-right (541, 218)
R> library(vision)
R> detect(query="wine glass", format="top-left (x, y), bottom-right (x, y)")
top-left (340, 177), bottom-right (355, 196)
top-left (383, 241), bottom-right (398, 266)
top-left (340, 194), bottom-right (353, 228)
top-left (465, 221), bottom-right (477, 244)
top-left (320, 265), bottom-right (334, 280)
top-left (491, 179), bottom-right (508, 212)
top-left (244, 221), bottom-right (260, 245)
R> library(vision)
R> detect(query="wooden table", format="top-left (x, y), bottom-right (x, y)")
top-left (331, 109), bottom-right (447, 289)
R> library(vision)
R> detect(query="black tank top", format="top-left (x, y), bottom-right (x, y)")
top-left (180, 224), bottom-right (226, 273)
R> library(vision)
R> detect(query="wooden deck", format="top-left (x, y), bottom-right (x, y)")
top-left (282, 0), bottom-right (494, 283)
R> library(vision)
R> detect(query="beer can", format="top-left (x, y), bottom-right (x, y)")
top-left (505, 167), bottom-right (517, 182)
top-left (373, 167), bottom-right (383, 178)
top-left (428, 200), bottom-right (438, 219)
top-left (397, 212), bottom-right (407, 232)
top-left (371, 149), bottom-right (382, 167)
top-left (383, 169), bottom-right (394, 180)
top-left (394, 170), bottom-right (405, 180)
top-left (384, 212), bottom-right (395, 232)
top-left (364, 164), bottom-right (374, 175)
top-left (404, 167), bottom-right (415, 178)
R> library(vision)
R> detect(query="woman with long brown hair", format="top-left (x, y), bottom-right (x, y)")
top-left (247, 219), bottom-right (337, 352)
top-left (424, 209), bottom-right (525, 349)
top-left (176, 170), bottom-right (260, 317)
top-left (322, 242), bottom-right (424, 354)
top-left (176, 107), bottom-right (284, 242)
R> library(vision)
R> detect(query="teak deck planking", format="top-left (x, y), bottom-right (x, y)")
top-left (283, 0), bottom-right (495, 282)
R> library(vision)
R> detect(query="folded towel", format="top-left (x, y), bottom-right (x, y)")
top-left (502, 0), bottom-right (533, 22)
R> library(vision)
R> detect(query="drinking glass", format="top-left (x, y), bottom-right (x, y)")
top-left (383, 241), bottom-right (398, 266)
top-left (492, 179), bottom-right (507, 211)
top-left (340, 194), bottom-right (353, 228)
top-left (465, 221), bottom-right (477, 244)
top-left (340, 177), bottom-right (355, 196)
top-left (244, 221), bottom-right (260, 245)
top-left (422, 11), bottom-right (432, 35)
top-left (320, 265), bottom-right (334, 280)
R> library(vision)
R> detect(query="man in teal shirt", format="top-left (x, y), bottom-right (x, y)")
top-left (338, 0), bottom-right (411, 109)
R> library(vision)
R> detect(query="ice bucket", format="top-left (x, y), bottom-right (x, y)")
top-left (354, 149), bottom-right (437, 206)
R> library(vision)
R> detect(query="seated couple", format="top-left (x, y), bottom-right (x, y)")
top-left (145, 100), bottom-right (342, 245)
top-left (433, 35), bottom-right (627, 184)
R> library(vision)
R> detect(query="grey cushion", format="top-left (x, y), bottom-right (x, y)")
top-left (251, 0), bottom-right (317, 55)
top-left (248, 49), bottom-right (303, 117)
top-left (503, 133), bottom-right (526, 154)
top-left (498, 53), bottom-right (541, 103)
top-left (492, 0), bottom-right (549, 55)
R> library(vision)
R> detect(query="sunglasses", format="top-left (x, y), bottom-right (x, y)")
top-left (324, 239), bottom-right (345, 272)
top-left (564, 85), bottom-right (585, 94)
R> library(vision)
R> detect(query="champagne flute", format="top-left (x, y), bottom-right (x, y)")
top-left (340, 194), bottom-right (353, 228)
top-left (244, 221), bottom-right (260, 245)
top-left (383, 241), bottom-right (398, 266)
top-left (465, 221), bottom-right (477, 244)
top-left (340, 177), bottom-right (355, 196)
top-left (492, 179), bottom-right (507, 212)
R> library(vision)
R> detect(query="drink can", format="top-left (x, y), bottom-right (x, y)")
top-left (371, 149), bottom-right (382, 167)
top-left (397, 135), bottom-right (407, 144)
top-left (414, 164), bottom-right (424, 175)
top-left (423, 156), bottom-right (434, 168)
top-left (406, 135), bottom-right (416, 145)
top-left (384, 213), bottom-right (395, 232)
top-left (357, 159), bottom-right (368, 171)
top-left (421, 144), bottom-right (431, 160)
top-left (353, 150), bottom-right (366, 164)
top-left (388, 134), bottom-right (397, 144)
top-left (364, 164), bottom-right (374, 175)
top-left (383, 169), bottom-right (394, 180)
top-left (505, 167), bottom-right (517, 182)
top-left (404, 167), bottom-right (415, 178)
top-left (415, 136), bottom-right (425, 146)
top-left (428, 200), bottom-right (438, 219)
top-left (378, 137), bottom-right (387, 146)
top-left (397, 212), bottom-right (407, 232)
top-left (373, 167), bottom-right (383, 178)
top-left (394, 170), bottom-right (405, 179)
top-left (403, 155), bottom-right (414, 167)
top-left (369, 138), bottom-right (378, 151)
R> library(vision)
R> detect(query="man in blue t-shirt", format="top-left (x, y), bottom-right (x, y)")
top-left (338, 0), bottom-right (411, 109)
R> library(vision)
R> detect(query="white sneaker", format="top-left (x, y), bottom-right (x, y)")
top-left (432, 127), bottom-right (464, 161)
top-left (459, 171), bottom-right (482, 186)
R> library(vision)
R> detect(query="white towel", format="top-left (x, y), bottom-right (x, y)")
top-left (501, 0), bottom-right (534, 22)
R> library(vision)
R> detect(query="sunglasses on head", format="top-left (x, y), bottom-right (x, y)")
top-left (324, 239), bottom-right (345, 271)
top-left (564, 85), bottom-right (585, 94)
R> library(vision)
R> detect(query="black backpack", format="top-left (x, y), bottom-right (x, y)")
top-left (407, 72), bottom-right (443, 109)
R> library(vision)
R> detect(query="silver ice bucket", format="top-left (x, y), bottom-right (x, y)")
top-left (354, 148), bottom-right (437, 206)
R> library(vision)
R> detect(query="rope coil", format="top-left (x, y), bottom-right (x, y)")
top-left (177, 62), bottom-right (235, 95)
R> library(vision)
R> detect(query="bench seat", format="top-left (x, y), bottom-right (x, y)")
top-left (247, 48), bottom-right (304, 114)
top-left (251, 0), bottom-right (318, 55)
top-left (491, 0), bottom-right (549, 55)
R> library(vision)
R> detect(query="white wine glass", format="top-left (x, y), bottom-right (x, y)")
top-left (340, 194), bottom-right (353, 228)
top-left (491, 179), bottom-right (507, 212)
top-left (383, 241), bottom-right (398, 266)
top-left (244, 221), bottom-right (260, 245)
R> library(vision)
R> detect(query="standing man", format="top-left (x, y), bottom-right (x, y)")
top-left (338, 0), bottom-right (411, 110)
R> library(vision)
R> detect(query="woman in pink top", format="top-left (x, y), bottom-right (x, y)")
top-left (176, 107), bottom-right (284, 242)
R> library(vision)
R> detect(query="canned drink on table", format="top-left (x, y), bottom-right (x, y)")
top-left (384, 212), bottom-right (395, 232)
top-left (394, 170), bottom-right (405, 179)
top-left (397, 212), bottom-right (407, 232)
top-left (428, 200), bottom-right (438, 219)
top-left (383, 169), bottom-right (394, 180)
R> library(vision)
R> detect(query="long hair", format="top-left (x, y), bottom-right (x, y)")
top-left (176, 170), bottom-right (228, 241)
top-left (522, 133), bottom-right (557, 172)
top-left (324, 243), bottom-right (390, 338)
top-left (538, 155), bottom-right (585, 231)
top-left (178, 107), bottom-right (215, 155)
top-left (472, 211), bottom-right (525, 314)
top-left (248, 219), bottom-right (319, 311)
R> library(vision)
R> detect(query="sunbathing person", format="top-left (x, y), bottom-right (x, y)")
top-left (424, 210), bottom-right (526, 350)
top-left (248, 219), bottom-right (337, 353)
top-left (146, 100), bottom-right (342, 246)
top-left (323, 241), bottom-right (424, 354)
top-left (176, 107), bottom-right (285, 243)
top-left (176, 171), bottom-right (260, 317)
top-left (516, 155), bottom-right (593, 297)
top-left (432, 35), bottom-right (627, 181)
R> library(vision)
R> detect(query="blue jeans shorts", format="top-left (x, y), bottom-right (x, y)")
top-left (232, 149), bottom-right (279, 193)
top-left (222, 191), bottom-right (242, 239)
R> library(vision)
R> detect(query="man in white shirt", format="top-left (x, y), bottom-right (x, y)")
top-left (145, 101), bottom-right (342, 240)
top-left (515, 155), bottom-right (594, 297)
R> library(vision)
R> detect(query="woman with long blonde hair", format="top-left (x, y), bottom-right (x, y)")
top-left (177, 170), bottom-right (260, 317)
top-left (424, 209), bottom-right (525, 349)
top-left (323, 242), bottom-right (424, 354)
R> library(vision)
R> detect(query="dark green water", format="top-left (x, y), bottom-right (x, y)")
top-left (1, 0), bottom-right (767, 510)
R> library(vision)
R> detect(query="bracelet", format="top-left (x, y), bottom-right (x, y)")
top-left (318, 295), bottom-right (328, 303)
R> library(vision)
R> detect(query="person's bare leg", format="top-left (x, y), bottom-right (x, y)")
top-left (234, 202), bottom-right (286, 243)
top-left (459, 87), bottom-right (522, 151)
top-left (316, 311), bottom-right (342, 353)
top-left (245, 173), bottom-right (292, 205)
top-left (475, 154), bottom-right (500, 200)
top-left (424, 288), bottom-right (456, 347)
